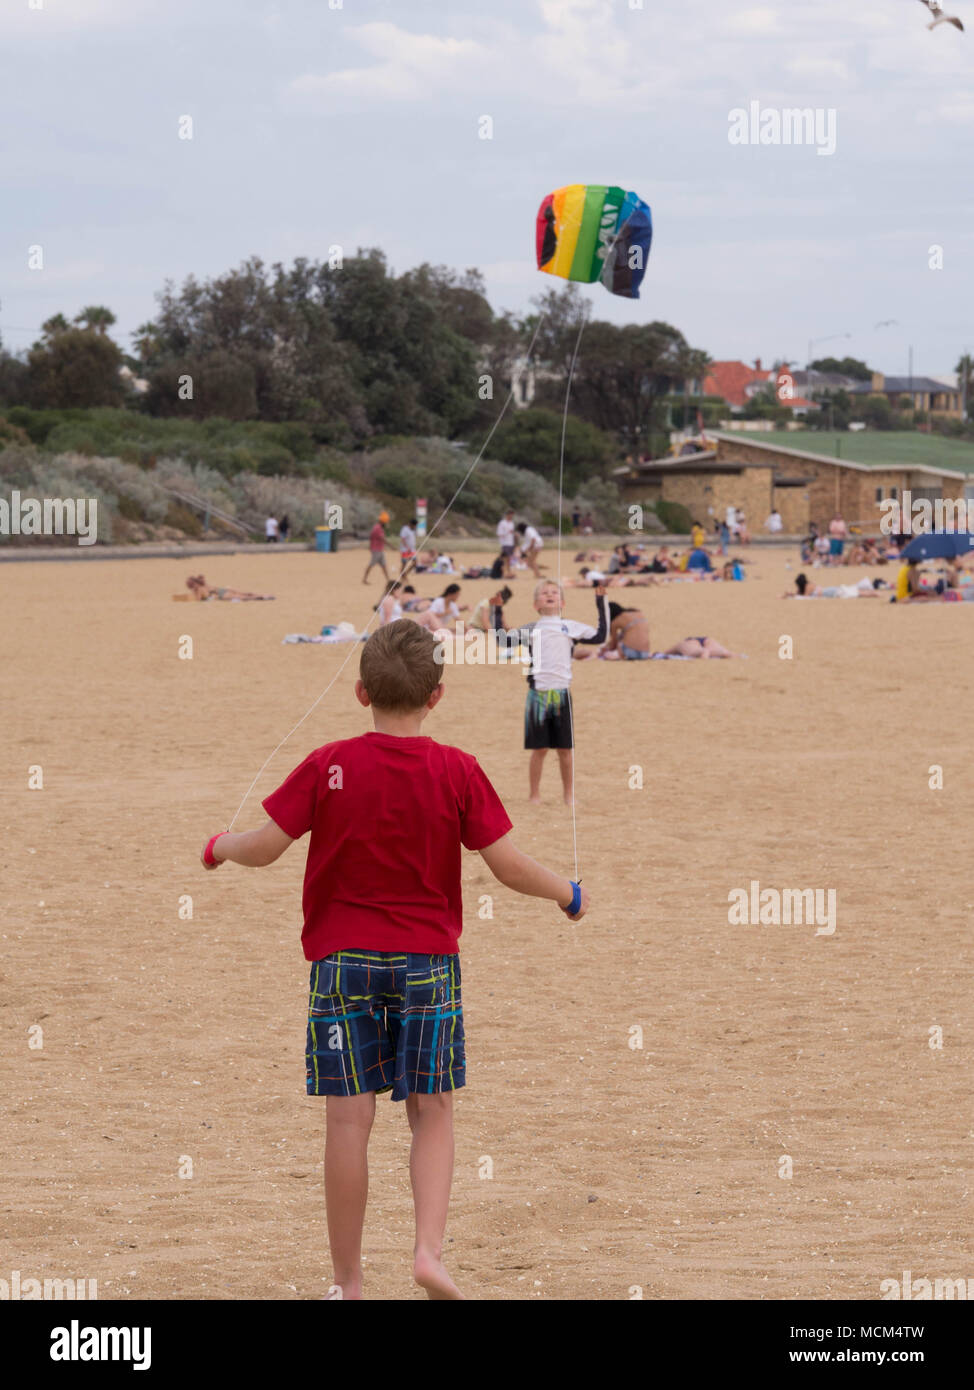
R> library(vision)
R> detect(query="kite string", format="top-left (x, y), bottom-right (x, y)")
top-left (226, 315), bottom-right (548, 831)
top-left (557, 311), bottom-right (588, 881)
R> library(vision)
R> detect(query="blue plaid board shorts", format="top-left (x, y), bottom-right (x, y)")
top-left (306, 950), bottom-right (465, 1101)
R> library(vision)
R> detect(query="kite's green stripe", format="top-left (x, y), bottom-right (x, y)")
top-left (569, 184), bottom-right (606, 284)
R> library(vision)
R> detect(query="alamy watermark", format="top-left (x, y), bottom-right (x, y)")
top-left (879, 492), bottom-right (974, 535)
top-left (433, 623), bottom-right (530, 666)
top-left (728, 101), bottom-right (837, 157)
top-left (1, 1269), bottom-right (98, 1299)
top-left (728, 879), bottom-right (836, 935)
top-left (0, 492), bottom-right (98, 546)
top-left (880, 1270), bottom-right (971, 1300)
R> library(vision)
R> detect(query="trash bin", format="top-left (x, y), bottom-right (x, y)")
top-left (315, 527), bottom-right (333, 553)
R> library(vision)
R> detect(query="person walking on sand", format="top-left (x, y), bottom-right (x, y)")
top-left (200, 620), bottom-right (588, 1300)
top-left (399, 518), bottom-right (417, 574)
top-left (515, 520), bottom-right (545, 579)
top-left (497, 509), bottom-right (516, 578)
top-left (828, 512), bottom-right (848, 566)
top-left (363, 512), bottom-right (391, 585)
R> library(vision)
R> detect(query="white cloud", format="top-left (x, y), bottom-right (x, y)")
top-left (726, 8), bottom-right (782, 35)
top-left (785, 56), bottom-right (851, 82)
top-left (929, 95), bottom-right (974, 124)
top-left (0, 0), bottom-right (156, 35)
top-left (287, 23), bottom-right (486, 111)
top-left (6, 259), bottom-right (107, 291)
top-left (532, 0), bottom-right (657, 108)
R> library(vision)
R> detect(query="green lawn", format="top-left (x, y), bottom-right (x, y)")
top-left (727, 430), bottom-right (974, 474)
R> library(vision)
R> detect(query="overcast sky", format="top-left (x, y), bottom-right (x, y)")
top-left (2, 0), bottom-right (972, 379)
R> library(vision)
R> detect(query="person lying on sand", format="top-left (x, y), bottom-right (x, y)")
top-left (185, 575), bottom-right (275, 601)
top-left (591, 602), bottom-right (742, 659)
top-left (784, 574), bottom-right (888, 598)
top-left (573, 567), bottom-right (656, 588)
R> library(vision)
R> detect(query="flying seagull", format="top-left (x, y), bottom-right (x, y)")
top-left (918, 1), bottom-right (964, 31)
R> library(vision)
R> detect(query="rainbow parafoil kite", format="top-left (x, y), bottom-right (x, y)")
top-left (536, 184), bottom-right (653, 299)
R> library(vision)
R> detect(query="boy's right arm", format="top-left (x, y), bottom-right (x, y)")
top-left (478, 833), bottom-right (589, 920)
top-left (202, 818), bottom-right (294, 869)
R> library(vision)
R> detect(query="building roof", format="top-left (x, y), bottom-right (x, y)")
top-left (702, 360), bottom-right (769, 408)
top-left (709, 431), bottom-right (968, 480)
top-left (794, 370), bottom-right (862, 391)
top-left (863, 376), bottom-right (958, 395)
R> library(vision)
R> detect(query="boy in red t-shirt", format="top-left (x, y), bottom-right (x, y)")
top-left (200, 619), bottom-right (589, 1300)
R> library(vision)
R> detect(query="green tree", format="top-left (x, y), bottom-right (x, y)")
top-left (75, 305), bottom-right (117, 335)
top-left (673, 344), bottom-right (712, 431)
top-left (858, 393), bottom-right (893, 430)
top-left (568, 320), bottom-right (690, 451)
top-left (742, 387), bottom-right (790, 423)
top-left (808, 387), bottom-right (851, 430)
top-left (489, 408), bottom-right (614, 491)
top-left (40, 314), bottom-right (71, 339)
top-left (25, 327), bottom-right (125, 408)
top-left (809, 356), bottom-right (872, 381)
top-left (0, 333), bottom-right (28, 405)
top-left (138, 252), bottom-right (482, 438)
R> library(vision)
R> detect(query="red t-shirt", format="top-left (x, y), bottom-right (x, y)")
top-left (369, 523), bottom-right (385, 553)
top-left (262, 732), bottom-right (513, 959)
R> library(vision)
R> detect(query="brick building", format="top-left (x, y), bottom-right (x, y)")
top-left (614, 432), bottom-right (971, 534)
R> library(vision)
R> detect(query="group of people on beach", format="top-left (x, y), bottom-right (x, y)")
top-left (372, 571), bottom-right (741, 661)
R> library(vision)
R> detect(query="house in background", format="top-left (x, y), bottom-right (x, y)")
top-left (788, 369), bottom-right (962, 418)
top-left (852, 372), bottom-right (962, 418)
top-left (700, 359), bottom-right (816, 419)
top-left (613, 431), bottom-right (970, 534)
top-left (699, 358), bottom-right (769, 411)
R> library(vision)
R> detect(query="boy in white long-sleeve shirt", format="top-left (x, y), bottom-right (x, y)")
top-left (519, 580), bottom-right (608, 805)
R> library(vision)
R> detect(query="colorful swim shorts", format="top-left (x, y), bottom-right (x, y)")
top-left (524, 686), bottom-right (574, 749)
top-left (306, 950), bottom-right (464, 1101)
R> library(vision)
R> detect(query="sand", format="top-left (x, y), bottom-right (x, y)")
top-left (2, 545), bottom-right (971, 1301)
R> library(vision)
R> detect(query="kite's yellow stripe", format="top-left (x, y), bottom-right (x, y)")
top-left (550, 184), bottom-right (586, 280)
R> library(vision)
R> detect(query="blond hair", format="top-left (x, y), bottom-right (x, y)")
top-left (533, 578), bottom-right (563, 602)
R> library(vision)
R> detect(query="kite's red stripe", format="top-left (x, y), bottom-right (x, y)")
top-left (536, 194), bottom-right (555, 267)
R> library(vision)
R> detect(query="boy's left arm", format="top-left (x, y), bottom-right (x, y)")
top-left (201, 818), bottom-right (294, 869)
top-left (573, 585), bottom-right (609, 645)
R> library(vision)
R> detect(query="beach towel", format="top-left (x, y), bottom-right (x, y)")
top-left (283, 622), bottom-right (365, 644)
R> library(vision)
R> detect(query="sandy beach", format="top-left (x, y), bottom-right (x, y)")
top-left (2, 545), bottom-right (971, 1300)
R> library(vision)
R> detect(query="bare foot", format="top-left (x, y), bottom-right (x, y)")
top-left (414, 1251), bottom-right (464, 1300)
top-left (564, 796), bottom-right (574, 807)
top-left (327, 1277), bottom-right (363, 1300)
top-left (528, 795), bottom-right (542, 804)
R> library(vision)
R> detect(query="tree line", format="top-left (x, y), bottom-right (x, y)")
top-left (0, 251), bottom-right (710, 488)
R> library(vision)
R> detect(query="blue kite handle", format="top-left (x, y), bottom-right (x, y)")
top-left (562, 880), bottom-right (582, 916)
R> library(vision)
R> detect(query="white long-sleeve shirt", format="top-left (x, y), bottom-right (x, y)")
top-left (519, 594), bottom-right (609, 690)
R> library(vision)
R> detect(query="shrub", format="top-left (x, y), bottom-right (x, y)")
top-left (654, 498), bottom-right (693, 534)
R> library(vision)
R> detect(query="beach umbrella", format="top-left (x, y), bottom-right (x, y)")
top-left (901, 532), bottom-right (974, 560)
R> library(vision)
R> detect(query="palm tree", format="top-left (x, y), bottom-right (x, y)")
top-left (40, 313), bottom-right (70, 339)
top-left (74, 305), bottom-right (117, 335)
top-left (132, 321), bottom-right (162, 367)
